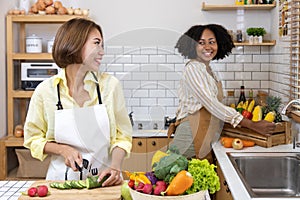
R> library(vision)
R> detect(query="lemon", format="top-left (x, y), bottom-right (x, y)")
top-left (151, 150), bottom-right (168, 168)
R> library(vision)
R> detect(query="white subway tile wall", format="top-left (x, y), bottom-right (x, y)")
top-left (102, 46), bottom-right (290, 118)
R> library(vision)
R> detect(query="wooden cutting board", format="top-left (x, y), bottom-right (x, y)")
top-left (18, 180), bottom-right (121, 200)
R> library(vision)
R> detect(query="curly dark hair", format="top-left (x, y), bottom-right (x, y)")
top-left (175, 24), bottom-right (235, 60)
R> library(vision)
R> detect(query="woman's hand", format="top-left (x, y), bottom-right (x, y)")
top-left (97, 167), bottom-right (123, 187)
top-left (250, 120), bottom-right (276, 136)
top-left (59, 144), bottom-right (83, 171)
top-left (240, 117), bottom-right (276, 136)
top-left (44, 142), bottom-right (82, 171)
top-left (97, 146), bottom-right (126, 186)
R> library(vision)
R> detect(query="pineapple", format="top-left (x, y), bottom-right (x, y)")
top-left (262, 96), bottom-right (282, 122)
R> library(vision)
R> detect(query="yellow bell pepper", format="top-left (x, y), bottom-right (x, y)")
top-left (252, 105), bottom-right (262, 122)
top-left (125, 171), bottom-right (151, 184)
top-left (264, 111), bottom-right (276, 122)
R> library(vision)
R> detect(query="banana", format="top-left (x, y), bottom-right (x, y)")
top-left (242, 100), bottom-right (249, 110)
top-left (247, 99), bottom-right (255, 113)
top-left (236, 101), bottom-right (244, 109)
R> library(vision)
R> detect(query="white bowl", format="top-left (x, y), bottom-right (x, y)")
top-left (129, 188), bottom-right (208, 200)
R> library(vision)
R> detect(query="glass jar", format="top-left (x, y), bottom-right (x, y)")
top-left (225, 90), bottom-right (236, 107)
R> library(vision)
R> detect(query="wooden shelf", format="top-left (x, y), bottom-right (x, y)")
top-left (3, 136), bottom-right (24, 147)
top-left (11, 90), bottom-right (33, 98)
top-left (234, 40), bottom-right (276, 46)
top-left (12, 53), bottom-right (52, 60)
top-left (7, 14), bottom-right (87, 23)
top-left (202, 2), bottom-right (276, 11)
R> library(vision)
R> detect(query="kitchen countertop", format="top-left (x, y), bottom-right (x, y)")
top-left (132, 129), bottom-right (169, 137)
top-left (213, 142), bottom-right (300, 200)
top-left (0, 180), bottom-right (121, 200)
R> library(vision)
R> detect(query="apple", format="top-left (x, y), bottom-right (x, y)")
top-left (232, 138), bottom-right (243, 150)
top-left (121, 181), bottom-right (133, 200)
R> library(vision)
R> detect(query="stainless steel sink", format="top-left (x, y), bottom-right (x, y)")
top-left (227, 152), bottom-right (300, 198)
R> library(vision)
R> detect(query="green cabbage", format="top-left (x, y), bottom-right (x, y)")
top-left (186, 159), bottom-right (220, 194)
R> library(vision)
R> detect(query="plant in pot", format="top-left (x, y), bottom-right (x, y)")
top-left (246, 27), bottom-right (266, 44)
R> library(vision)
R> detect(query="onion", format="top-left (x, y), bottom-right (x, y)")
top-left (44, 0), bottom-right (53, 6)
top-left (45, 6), bottom-right (55, 14)
top-left (54, 1), bottom-right (63, 9)
top-left (57, 6), bottom-right (67, 15)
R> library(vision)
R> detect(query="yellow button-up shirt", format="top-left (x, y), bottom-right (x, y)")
top-left (24, 69), bottom-right (132, 161)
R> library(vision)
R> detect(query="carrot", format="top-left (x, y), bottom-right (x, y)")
top-left (164, 170), bottom-right (193, 196)
top-left (220, 137), bottom-right (234, 148)
top-left (242, 140), bottom-right (255, 147)
top-left (220, 137), bottom-right (255, 148)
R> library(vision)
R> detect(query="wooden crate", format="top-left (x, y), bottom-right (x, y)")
top-left (221, 121), bottom-right (291, 148)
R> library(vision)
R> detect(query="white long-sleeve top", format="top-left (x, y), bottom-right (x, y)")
top-left (176, 60), bottom-right (243, 127)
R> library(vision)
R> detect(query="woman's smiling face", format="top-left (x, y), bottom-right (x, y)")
top-left (81, 28), bottom-right (104, 71)
top-left (196, 28), bottom-right (218, 65)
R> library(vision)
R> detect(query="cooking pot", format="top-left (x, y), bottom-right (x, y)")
top-left (26, 34), bottom-right (42, 53)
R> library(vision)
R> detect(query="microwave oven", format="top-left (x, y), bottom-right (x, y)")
top-left (21, 62), bottom-right (61, 90)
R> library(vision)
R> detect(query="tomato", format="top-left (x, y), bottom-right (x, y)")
top-left (242, 110), bottom-right (253, 120)
top-left (128, 179), bottom-right (135, 188)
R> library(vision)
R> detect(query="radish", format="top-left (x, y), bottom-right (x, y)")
top-left (37, 185), bottom-right (48, 197)
top-left (142, 184), bottom-right (153, 194)
top-left (27, 187), bottom-right (37, 197)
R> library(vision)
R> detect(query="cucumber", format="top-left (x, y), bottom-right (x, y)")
top-left (71, 180), bottom-right (85, 189)
top-left (63, 180), bottom-right (73, 189)
top-left (55, 182), bottom-right (68, 190)
top-left (86, 175), bottom-right (109, 189)
top-left (49, 175), bottom-right (108, 190)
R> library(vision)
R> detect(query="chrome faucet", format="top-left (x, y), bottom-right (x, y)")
top-left (282, 99), bottom-right (300, 149)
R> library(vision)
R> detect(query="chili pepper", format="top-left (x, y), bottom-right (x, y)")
top-left (125, 171), bottom-right (151, 185)
top-left (164, 170), bottom-right (193, 196)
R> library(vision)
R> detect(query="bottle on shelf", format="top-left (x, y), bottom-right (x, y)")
top-left (248, 89), bottom-right (254, 101)
top-left (236, 30), bottom-right (243, 43)
top-left (238, 86), bottom-right (246, 104)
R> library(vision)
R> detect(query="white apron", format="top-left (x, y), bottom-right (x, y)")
top-left (46, 78), bottom-right (111, 180)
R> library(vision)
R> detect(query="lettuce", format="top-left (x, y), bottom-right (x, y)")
top-left (186, 159), bottom-right (220, 194)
